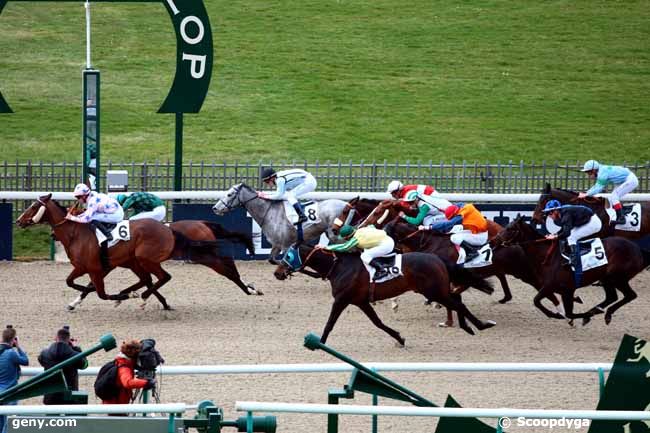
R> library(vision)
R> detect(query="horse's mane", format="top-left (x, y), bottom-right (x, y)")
top-left (553, 187), bottom-right (578, 195)
top-left (51, 200), bottom-right (68, 213)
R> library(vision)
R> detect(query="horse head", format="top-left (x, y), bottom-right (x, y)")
top-left (273, 244), bottom-right (334, 280)
top-left (331, 197), bottom-right (360, 234)
top-left (16, 193), bottom-right (54, 228)
top-left (212, 183), bottom-right (258, 215)
top-left (359, 199), bottom-right (397, 228)
top-left (493, 215), bottom-right (538, 247)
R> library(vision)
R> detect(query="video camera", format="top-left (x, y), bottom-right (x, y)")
top-left (135, 338), bottom-right (164, 380)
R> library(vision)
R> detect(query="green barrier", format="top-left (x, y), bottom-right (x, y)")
top-left (184, 400), bottom-right (276, 433)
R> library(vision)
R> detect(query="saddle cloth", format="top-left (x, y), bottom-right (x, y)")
top-left (283, 200), bottom-right (321, 227)
top-left (605, 203), bottom-right (641, 232)
top-left (368, 253), bottom-right (403, 283)
top-left (457, 244), bottom-right (493, 268)
top-left (95, 220), bottom-right (130, 248)
top-left (566, 238), bottom-right (608, 272)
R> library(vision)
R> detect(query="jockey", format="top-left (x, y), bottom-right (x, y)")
top-left (326, 225), bottom-right (395, 281)
top-left (386, 181), bottom-right (444, 210)
top-left (441, 203), bottom-right (488, 262)
top-left (66, 183), bottom-right (124, 241)
top-left (543, 199), bottom-right (602, 287)
top-left (397, 188), bottom-right (452, 227)
top-left (579, 160), bottom-right (639, 225)
top-left (117, 192), bottom-right (166, 222)
top-left (261, 167), bottom-right (317, 224)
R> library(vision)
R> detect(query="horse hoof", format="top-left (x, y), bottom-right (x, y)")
top-left (391, 301), bottom-right (399, 311)
top-left (605, 314), bottom-right (612, 325)
top-left (66, 305), bottom-right (75, 312)
top-left (582, 316), bottom-right (591, 326)
top-left (437, 322), bottom-right (451, 328)
top-left (114, 301), bottom-right (122, 308)
top-left (498, 296), bottom-right (512, 304)
top-left (129, 291), bottom-right (140, 299)
top-left (164, 306), bottom-right (175, 311)
top-left (396, 340), bottom-right (406, 348)
top-left (567, 319), bottom-right (575, 327)
top-left (574, 296), bottom-right (584, 304)
top-left (479, 320), bottom-right (496, 330)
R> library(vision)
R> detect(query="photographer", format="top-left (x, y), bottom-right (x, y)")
top-left (0, 326), bottom-right (29, 433)
top-left (100, 340), bottom-right (155, 411)
top-left (38, 326), bottom-right (88, 405)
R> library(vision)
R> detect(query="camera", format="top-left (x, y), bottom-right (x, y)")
top-left (135, 339), bottom-right (164, 379)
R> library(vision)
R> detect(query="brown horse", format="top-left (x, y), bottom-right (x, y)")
top-left (532, 183), bottom-right (650, 239)
top-left (16, 194), bottom-right (227, 309)
top-left (493, 216), bottom-right (650, 324)
top-left (274, 243), bottom-right (496, 345)
top-left (60, 219), bottom-right (261, 310)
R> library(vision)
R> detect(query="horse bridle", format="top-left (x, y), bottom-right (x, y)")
top-left (284, 247), bottom-right (338, 280)
top-left (217, 184), bottom-right (274, 227)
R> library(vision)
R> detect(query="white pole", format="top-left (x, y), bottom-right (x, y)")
top-left (85, 0), bottom-right (91, 68)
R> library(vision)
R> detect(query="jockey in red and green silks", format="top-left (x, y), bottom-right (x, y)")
top-left (578, 160), bottom-right (639, 225)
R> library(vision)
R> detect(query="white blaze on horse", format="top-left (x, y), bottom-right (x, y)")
top-left (212, 183), bottom-right (347, 261)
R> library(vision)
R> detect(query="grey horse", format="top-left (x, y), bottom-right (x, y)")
top-left (212, 183), bottom-right (347, 261)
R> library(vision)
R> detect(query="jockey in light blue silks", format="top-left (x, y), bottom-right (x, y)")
top-left (578, 160), bottom-right (639, 225)
top-left (260, 167), bottom-right (317, 242)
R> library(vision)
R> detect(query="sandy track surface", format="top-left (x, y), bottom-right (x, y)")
top-left (1, 260), bottom-right (648, 432)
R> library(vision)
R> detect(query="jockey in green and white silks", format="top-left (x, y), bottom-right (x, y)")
top-left (260, 167), bottom-right (317, 223)
top-left (579, 160), bottom-right (639, 225)
top-left (399, 189), bottom-right (452, 227)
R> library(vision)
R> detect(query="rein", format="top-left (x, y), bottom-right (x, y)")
top-left (298, 247), bottom-right (338, 280)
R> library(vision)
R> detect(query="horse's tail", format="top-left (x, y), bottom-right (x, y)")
top-left (202, 221), bottom-right (255, 255)
top-left (442, 258), bottom-right (494, 295)
top-left (171, 230), bottom-right (221, 261)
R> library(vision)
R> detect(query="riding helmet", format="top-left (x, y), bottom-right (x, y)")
top-left (543, 199), bottom-right (562, 213)
top-left (73, 183), bottom-right (91, 197)
top-left (581, 160), bottom-right (599, 172)
top-left (339, 225), bottom-right (356, 238)
top-left (444, 205), bottom-right (460, 220)
top-left (116, 194), bottom-right (127, 205)
top-left (386, 180), bottom-right (403, 194)
top-left (261, 167), bottom-right (276, 181)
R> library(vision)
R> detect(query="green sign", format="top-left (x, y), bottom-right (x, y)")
top-left (589, 334), bottom-right (650, 433)
top-left (0, 0), bottom-right (213, 114)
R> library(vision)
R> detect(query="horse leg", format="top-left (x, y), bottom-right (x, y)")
top-left (199, 256), bottom-right (262, 296)
top-left (582, 283), bottom-right (618, 325)
top-left (496, 273), bottom-right (513, 304)
top-left (440, 294), bottom-right (496, 334)
top-left (559, 289), bottom-right (593, 325)
top-left (437, 295), bottom-right (474, 335)
top-left (320, 298), bottom-right (349, 344)
top-left (604, 281), bottom-right (637, 325)
top-left (358, 302), bottom-right (405, 347)
top-left (65, 267), bottom-right (96, 311)
top-left (113, 269), bottom-right (154, 307)
top-left (533, 288), bottom-right (565, 319)
top-left (88, 272), bottom-right (126, 302)
top-left (138, 263), bottom-right (172, 310)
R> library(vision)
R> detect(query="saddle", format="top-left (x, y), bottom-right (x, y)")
top-left (372, 253), bottom-right (397, 269)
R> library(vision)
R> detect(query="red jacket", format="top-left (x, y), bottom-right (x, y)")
top-left (102, 355), bottom-right (148, 404)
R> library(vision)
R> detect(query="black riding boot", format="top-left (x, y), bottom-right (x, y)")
top-left (614, 207), bottom-right (626, 225)
top-left (559, 240), bottom-right (572, 265)
top-left (292, 202), bottom-right (308, 224)
top-left (368, 258), bottom-right (387, 281)
top-left (99, 241), bottom-right (111, 271)
top-left (569, 244), bottom-right (583, 287)
top-left (90, 221), bottom-right (113, 241)
top-left (460, 241), bottom-right (479, 262)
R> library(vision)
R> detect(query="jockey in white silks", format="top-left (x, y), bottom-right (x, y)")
top-left (66, 183), bottom-right (124, 241)
top-left (260, 167), bottom-right (317, 241)
top-left (578, 160), bottom-right (639, 225)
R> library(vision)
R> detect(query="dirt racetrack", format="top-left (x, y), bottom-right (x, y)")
top-left (1, 260), bottom-right (649, 433)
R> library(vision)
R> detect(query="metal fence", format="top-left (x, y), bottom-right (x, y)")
top-left (2, 160), bottom-right (649, 194)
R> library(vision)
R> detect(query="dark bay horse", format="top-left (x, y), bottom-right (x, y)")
top-left (532, 183), bottom-right (650, 239)
top-left (16, 194), bottom-right (225, 310)
top-left (274, 244), bottom-right (496, 345)
top-left (493, 216), bottom-right (650, 324)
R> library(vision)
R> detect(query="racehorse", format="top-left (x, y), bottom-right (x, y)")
top-left (274, 243), bottom-right (496, 345)
top-left (493, 216), bottom-right (650, 324)
top-left (532, 183), bottom-right (650, 239)
top-left (59, 219), bottom-right (261, 310)
top-left (212, 183), bottom-right (347, 261)
top-left (16, 194), bottom-right (226, 310)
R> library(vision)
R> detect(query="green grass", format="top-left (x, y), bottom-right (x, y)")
top-left (13, 225), bottom-right (51, 259)
top-left (0, 1), bottom-right (648, 163)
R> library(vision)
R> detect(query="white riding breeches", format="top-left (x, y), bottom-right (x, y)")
top-left (360, 237), bottom-right (395, 266)
top-left (90, 207), bottom-right (124, 224)
top-left (567, 215), bottom-right (602, 246)
top-left (421, 195), bottom-right (453, 212)
top-left (450, 230), bottom-right (488, 246)
top-left (610, 173), bottom-right (638, 206)
top-left (283, 174), bottom-right (317, 205)
top-left (130, 205), bottom-right (166, 222)
top-left (423, 213), bottom-right (447, 226)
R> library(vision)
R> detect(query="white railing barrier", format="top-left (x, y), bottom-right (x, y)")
top-left (3, 191), bottom-right (650, 203)
top-left (236, 401), bottom-right (650, 433)
top-left (20, 362), bottom-right (614, 377)
top-left (0, 403), bottom-right (186, 416)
